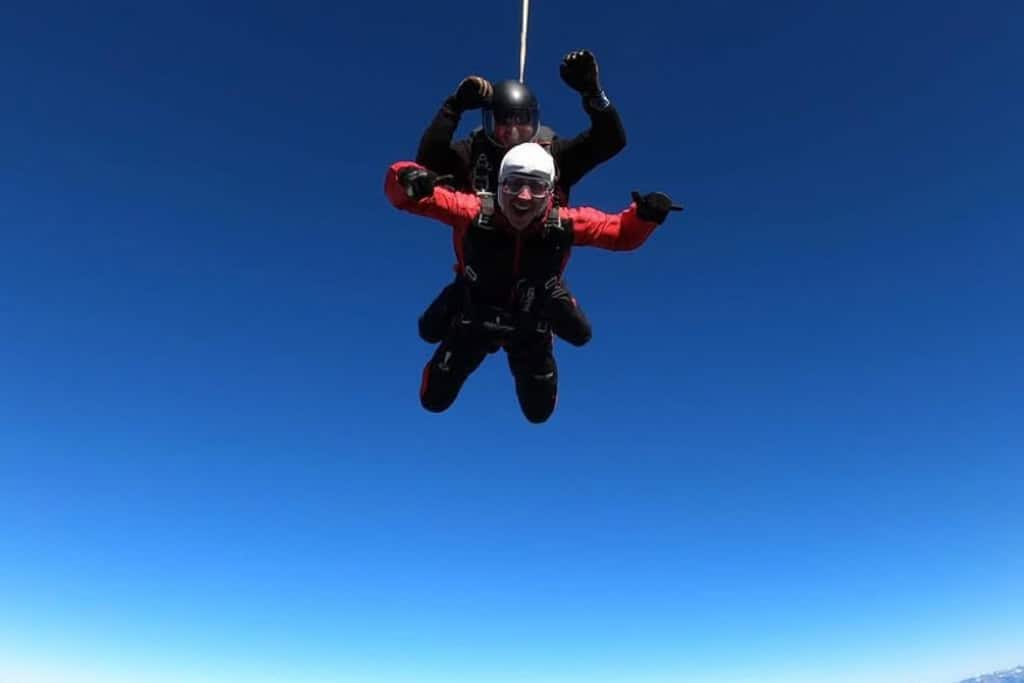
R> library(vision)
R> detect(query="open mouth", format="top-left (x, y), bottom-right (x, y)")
top-left (511, 198), bottom-right (533, 213)
top-left (506, 197), bottom-right (538, 222)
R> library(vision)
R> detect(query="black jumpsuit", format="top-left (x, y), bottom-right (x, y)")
top-left (414, 93), bottom-right (627, 346)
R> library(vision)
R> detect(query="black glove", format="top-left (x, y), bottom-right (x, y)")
top-left (540, 278), bottom-right (591, 345)
top-left (451, 75), bottom-right (493, 112)
top-left (560, 50), bottom-right (602, 96)
top-left (631, 191), bottom-right (684, 224)
top-left (398, 167), bottom-right (452, 200)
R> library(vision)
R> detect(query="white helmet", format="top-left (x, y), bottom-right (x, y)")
top-left (497, 143), bottom-right (555, 231)
top-left (498, 142), bottom-right (555, 186)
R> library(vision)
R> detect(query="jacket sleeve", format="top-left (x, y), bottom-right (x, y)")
top-left (566, 202), bottom-right (659, 251)
top-left (414, 97), bottom-right (473, 182)
top-left (550, 102), bottom-right (627, 190)
top-left (384, 161), bottom-right (481, 227)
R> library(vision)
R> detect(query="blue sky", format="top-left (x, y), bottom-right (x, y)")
top-left (1, 1), bottom-right (1022, 683)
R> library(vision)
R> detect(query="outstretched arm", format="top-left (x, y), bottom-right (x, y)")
top-left (384, 161), bottom-right (481, 227)
top-left (568, 192), bottom-right (682, 251)
top-left (567, 205), bottom-right (657, 251)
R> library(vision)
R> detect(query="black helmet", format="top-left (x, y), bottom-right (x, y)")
top-left (483, 80), bottom-right (540, 148)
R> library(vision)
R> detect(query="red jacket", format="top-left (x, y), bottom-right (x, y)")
top-left (384, 161), bottom-right (661, 276)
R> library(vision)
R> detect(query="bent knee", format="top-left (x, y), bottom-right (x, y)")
top-left (420, 377), bottom-right (459, 413)
top-left (565, 326), bottom-right (592, 347)
top-left (418, 316), bottom-right (445, 344)
top-left (420, 362), bottom-right (459, 413)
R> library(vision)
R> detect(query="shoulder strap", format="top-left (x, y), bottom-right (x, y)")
top-left (544, 206), bottom-right (563, 231)
top-left (474, 192), bottom-right (496, 229)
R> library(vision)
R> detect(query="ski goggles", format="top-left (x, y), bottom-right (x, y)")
top-left (500, 175), bottom-right (553, 198)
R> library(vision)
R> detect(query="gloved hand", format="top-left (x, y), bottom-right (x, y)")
top-left (631, 191), bottom-right (684, 224)
top-left (541, 277), bottom-right (592, 347)
top-left (398, 167), bottom-right (453, 200)
top-left (452, 75), bottom-right (493, 112)
top-left (560, 50), bottom-right (602, 96)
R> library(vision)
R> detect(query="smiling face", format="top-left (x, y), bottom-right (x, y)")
top-left (495, 142), bottom-right (556, 231)
top-left (498, 173), bottom-right (552, 230)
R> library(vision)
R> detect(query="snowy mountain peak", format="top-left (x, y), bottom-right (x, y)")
top-left (958, 665), bottom-right (1024, 683)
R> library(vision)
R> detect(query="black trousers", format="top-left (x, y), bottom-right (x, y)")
top-left (418, 277), bottom-right (592, 347)
top-left (419, 325), bottom-right (559, 424)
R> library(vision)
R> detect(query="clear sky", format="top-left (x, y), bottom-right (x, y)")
top-left (1, 2), bottom-right (1022, 683)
